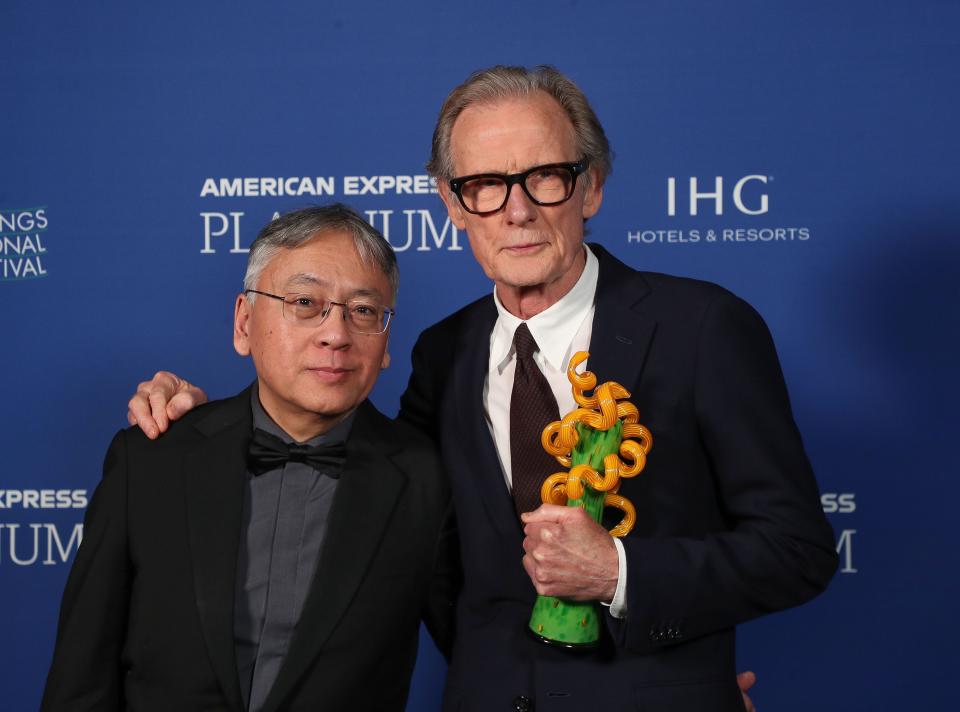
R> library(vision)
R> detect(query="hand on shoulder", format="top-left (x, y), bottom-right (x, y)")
top-left (126, 371), bottom-right (207, 439)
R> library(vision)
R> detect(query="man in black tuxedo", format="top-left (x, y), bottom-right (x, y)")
top-left (42, 205), bottom-right (454, 712)
top-left (128, 67), bottom-right (836, 710)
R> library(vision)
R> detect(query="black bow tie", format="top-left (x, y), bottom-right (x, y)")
top-left (247, 428), bottom-right (346, 478)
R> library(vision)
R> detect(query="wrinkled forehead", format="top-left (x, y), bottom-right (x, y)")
top-left (261, 237), bottom-right (390, 302)
top-left (449, 92), bottom-right (577, 173)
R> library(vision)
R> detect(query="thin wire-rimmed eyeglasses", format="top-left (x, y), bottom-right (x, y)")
top-left (448, 159), bottom-right (589, 216)
top-left (244, 289), bottom-right (395, 335)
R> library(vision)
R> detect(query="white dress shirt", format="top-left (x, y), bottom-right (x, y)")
top-left (482, 245), bottom-right (628, 617)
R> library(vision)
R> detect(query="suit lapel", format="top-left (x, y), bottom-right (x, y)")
top-left (586, 244), bottom-right (657, 393)
top-left (183, 388), bottom-right (252, 712)
top-left (452, 297), bottom-right (522, 538)
top-left (260, 400), bottom-right (408, 712)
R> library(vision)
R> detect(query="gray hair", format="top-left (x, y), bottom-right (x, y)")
top-left (427, 65), bottom-right (613, 184)
top-left (243, 204), bottom-right (399, 302)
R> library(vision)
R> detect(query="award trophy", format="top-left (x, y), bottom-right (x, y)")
top-left (528, 351), bottom-right (653, 648)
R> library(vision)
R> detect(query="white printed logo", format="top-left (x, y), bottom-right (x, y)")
top-left (1, 207), bottom-right (48, 281)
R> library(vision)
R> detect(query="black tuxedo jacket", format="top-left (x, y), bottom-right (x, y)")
top-left (41, 387), bottom-right (455, 712)
top-left (399, 244), bottom-right (838, 711)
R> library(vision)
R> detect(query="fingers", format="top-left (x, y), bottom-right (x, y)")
top-left (167, 384), bottom-right (208, 420)
top-left (521, 553), bottom-right (552, 595)
top-left (521, 503), bottom-right (587, 524)
top-left (148, 387), bottom-right (172, 433)
top-left (523, 506), bottom-right (606, 550)
top-left (522, 553), bottom-right (538, 584)
top-left (129, 401), bottom-right (161, 439)
top-left (523, 521), bottom-right (559, 545)
top-left (522, 523), bottom-right (561, 566)
top-left (128, 384), bottom-right (161, 440)
top-left (126, 371), bottom-right (205, 440)
top-left (520, 510), bottom-right (617, 600)
top-left (737, 671), bottom-right (757, 712)
top-left (522, 518), bottom-right (562, 595)
top-left (522, 510), bottom-right (610, 563)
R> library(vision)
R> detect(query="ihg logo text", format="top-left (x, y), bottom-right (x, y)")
top-left (667, 176), bottom-right (770, 216)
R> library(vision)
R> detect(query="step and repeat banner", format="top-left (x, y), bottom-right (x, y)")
top-left (2, 2), bottom-right (957, 710)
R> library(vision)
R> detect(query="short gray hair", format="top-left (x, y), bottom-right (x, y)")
top-left (427, 65), bottom-right (613, 184)
top-left (243, 204), bottom-right (398, 302)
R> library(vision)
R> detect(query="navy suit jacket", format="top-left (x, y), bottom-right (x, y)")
top-left (399, 244), bottom-right (837, 711)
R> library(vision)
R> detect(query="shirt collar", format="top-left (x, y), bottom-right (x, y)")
top-left (491, 244), bottom-right (599, 372)
top-left (250, 383), bottom-right (354, 447)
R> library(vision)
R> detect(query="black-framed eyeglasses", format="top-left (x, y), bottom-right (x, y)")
top-left (448, 159), bottom-right (589, 216)
top-left (245, 289), bottom-right (395, 335)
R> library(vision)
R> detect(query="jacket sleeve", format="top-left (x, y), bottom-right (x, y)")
top-left (421, 498), bottom-right (462, 660)
top-left (398, 328), bottom-right (444, 443)
top-left (612, 292), bottom-right (838, 652)
top-left (401, 330), bottom-right (462, 657)
top-left (40, 430), bottom-right (132, 712)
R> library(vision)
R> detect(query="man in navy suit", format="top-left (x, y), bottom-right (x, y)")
top-left (129, 67), bottom-right (835, 711)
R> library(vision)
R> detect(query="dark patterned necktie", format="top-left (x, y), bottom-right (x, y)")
top-left (509, 323), bottom-right (561, 518)
top-left (247, 428), bottom-right (346, 478)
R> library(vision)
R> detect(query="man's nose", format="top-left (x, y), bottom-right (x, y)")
top-left (313, 303), bottom-right (353, 348)
top-left (504, 183), bottom-right (537, 225)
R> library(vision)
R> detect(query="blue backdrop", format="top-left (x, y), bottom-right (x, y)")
top-left (2, 2), bottom-right (958, 709)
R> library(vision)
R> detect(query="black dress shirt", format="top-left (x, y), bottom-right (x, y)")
top-left (234, 389), bottom-right (354, 711)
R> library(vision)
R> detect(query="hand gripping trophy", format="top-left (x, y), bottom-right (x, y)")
top-left (529, 351), bottom-right (653, 647)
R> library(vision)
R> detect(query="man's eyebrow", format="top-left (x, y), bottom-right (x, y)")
top-left (284, 273), bottom-right (327, 289)
top-left (350, 288), bottom-right (385, 302)
top-left (283, 275), bottom-right (385, 301)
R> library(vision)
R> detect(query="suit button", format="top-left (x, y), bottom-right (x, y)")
top-left (513, 694), bottom-right (534, 712)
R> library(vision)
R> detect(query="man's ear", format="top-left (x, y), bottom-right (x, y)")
top-left (437, 182), bottom-right (467, 231)
top-left (581, 168), bottom-right (604, 220)
top-left (233, 293), bottom-right (252, 356)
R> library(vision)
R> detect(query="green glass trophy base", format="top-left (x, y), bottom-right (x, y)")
top-left (527, 595), bottom-right (600, 649)
top-left (526, 422), bottom-right (623, 650)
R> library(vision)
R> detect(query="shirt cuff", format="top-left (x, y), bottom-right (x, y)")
top-left (600, 537), bottom-right (628, 619)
